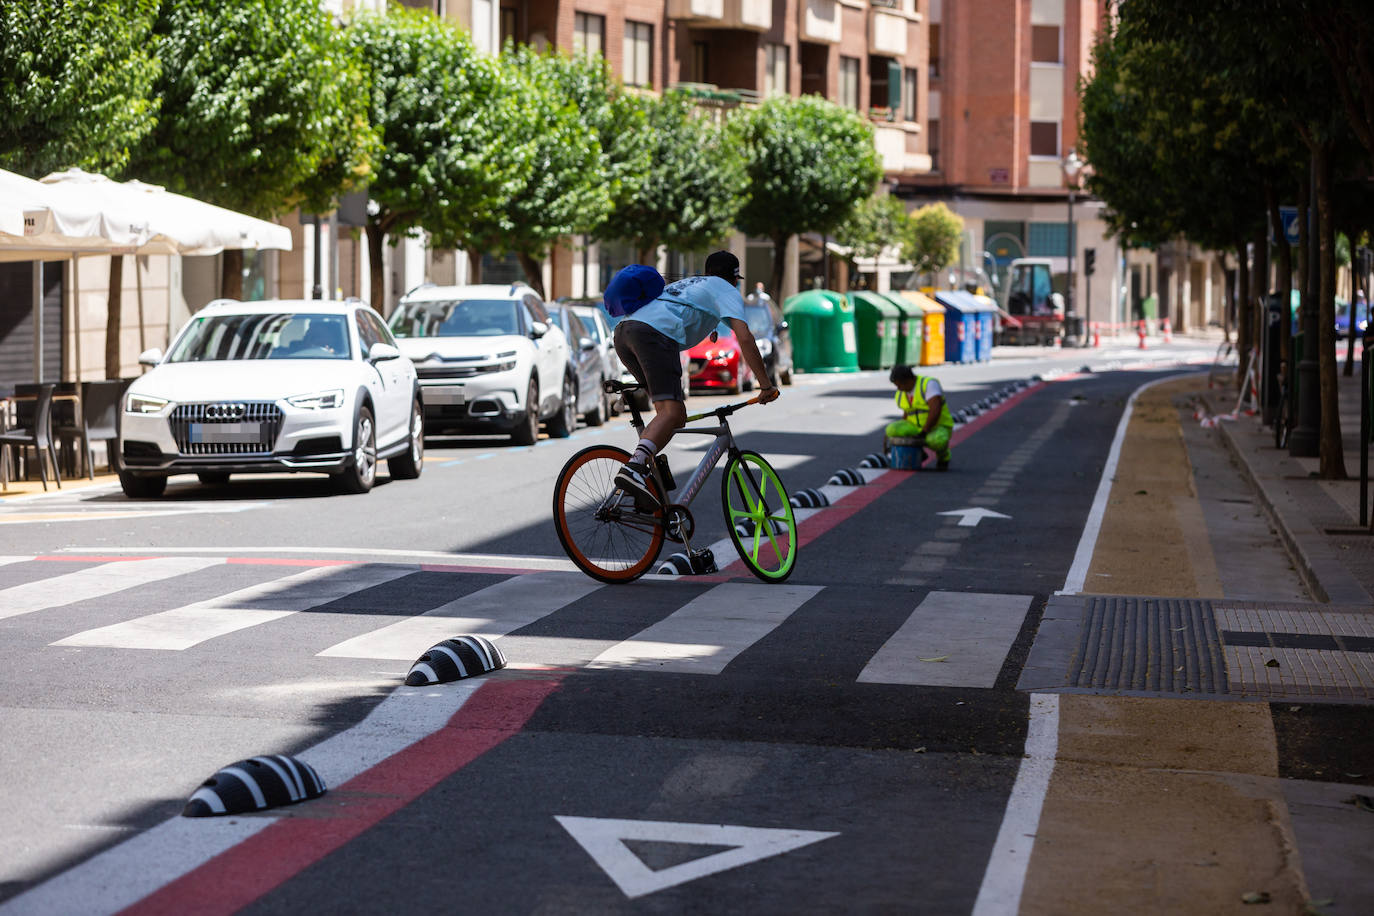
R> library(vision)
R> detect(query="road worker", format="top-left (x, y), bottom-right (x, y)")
top-left (886, 364), bottom-right (952, 470)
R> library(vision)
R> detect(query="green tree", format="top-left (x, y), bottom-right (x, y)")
top-left (0, 0), bottom-right (160, 177)
top-left (597, 90), bottom-right (747, 264)
top-left (347, 9), bottom-right (530, 307)
top-left (903, 202), bottom-right (963, 279)
top-left (833, 193), bottom-right (909, 283)
top-left (133, 0), bottom-right (378, 300)
top-left (462, 45), bottom-right (610, 298)
top-left (733, 96), bottom-right (883, 301)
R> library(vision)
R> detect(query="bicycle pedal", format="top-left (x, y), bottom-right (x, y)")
top-left (688, 548), bottom-right (717, 575)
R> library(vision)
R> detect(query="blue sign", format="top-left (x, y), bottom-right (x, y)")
top-left (1277, 206), bottom-right (1300, 246)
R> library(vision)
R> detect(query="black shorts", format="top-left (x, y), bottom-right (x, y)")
top-left (613, 320), bottom-right (685, 403)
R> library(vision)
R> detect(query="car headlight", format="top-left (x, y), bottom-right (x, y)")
top-left (756, 339), bottom-right (773, 358)
top-left (286, 389), bottom-right (345, 410)
top-left (126, 393), bottom-right (169, 415)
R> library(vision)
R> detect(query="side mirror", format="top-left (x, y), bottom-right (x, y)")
top-left (530, 321), bottom-right (548, 339)
top-left (369, 342), bottom-right (401, 362)
top-left (138, 348), bottom-right (163, 367)
top-left (777, 321), bottom-right (789, 332)
top-left (579, 336), bottom-right (596, 352)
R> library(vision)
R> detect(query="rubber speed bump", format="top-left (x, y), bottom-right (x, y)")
top-left (827, 468), bottom-right (865, 486)
top-left (405, 635), bottom-right (506, 686)
top-left (789, 487), bottom-right (830, 509)
top-left (184, 755), bottom-right (325, 817)
top-left (859, 452), bottom-right (888, 468)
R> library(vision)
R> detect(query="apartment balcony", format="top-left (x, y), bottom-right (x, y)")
top-left (798, 0), bottom-right (842, 44)
top-left (668, 0), bottom-right (771, 31)
top-left (870, 7), bottom-right (910, 57)
top-left (873, 122), bottom-right (931, 174)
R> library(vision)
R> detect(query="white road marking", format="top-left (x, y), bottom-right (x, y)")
top-left (52, 564), bottom-right (412, 650)
top-left (588, 582), bottom-right (821, 673)
top-left (55, 545), bottom-right (582, 572)
top-left (555, 816), bottom-right (839, 899)
top-left (318, 572), bottom-right (602, 659)
top-left (857, 592), bottom-right (1033, 687)
top-left (0, 557), bottom-right (223, 622)
top-left (937, 507), bottom-right (1012, 527)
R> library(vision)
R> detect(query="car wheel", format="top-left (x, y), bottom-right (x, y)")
top-left (335, 405), bottom-right (377, 494)
top-left (196, 472), bottom-right (230, 486)
top-left (742, 372), bottom-right (754, 393)
top-left (388, 397), bottom-right (425, 480)
top-left (119, 471), bottom-right (166, 498)
top-left (547, 374), bottom-right (576, 438)
top-left (511, 378), bottom-right (539, 446)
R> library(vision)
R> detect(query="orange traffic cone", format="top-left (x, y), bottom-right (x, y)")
top-left (1161, 317), bottom-right (1172, 344)
top-left (1137, 319), bottom-right (1147, 349)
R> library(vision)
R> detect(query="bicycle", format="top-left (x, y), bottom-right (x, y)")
top-left (553, 379), bottom-right (797, 584)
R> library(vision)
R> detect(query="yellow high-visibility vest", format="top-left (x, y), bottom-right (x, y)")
top-left (896, 377), bottom-right (953, 428)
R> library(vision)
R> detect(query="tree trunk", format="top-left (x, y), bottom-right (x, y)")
top-left (769, 234), bottom-right (787, 302)
top-left (106, 256), bottom-right (123, 379)
top-left (366, 220), bottom-right (386, 311)
top-left (1267, 190), bottom-right (1294, 434)
top-left (1235, 236), bottom-right (1251, 389)
top-left (221, 249), bottom-right (243, 301)
top-left (468, 248), bottom-right (482, 285)
top-left (1315, 144), bottom-right (1347, 479)
top-left (517, 251), bottom-right (546, 299)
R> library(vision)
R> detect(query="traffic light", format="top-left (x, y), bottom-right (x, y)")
top-left (1084, 247), bottom-right (1096, 276)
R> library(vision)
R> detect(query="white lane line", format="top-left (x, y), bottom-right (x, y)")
top-left (55, 545), bottom-right (582, 572)
top-left (318, 572), bottom-right (603, 659)
top-left (588, 582), bottom-right (821, 673)
top-left (974, 373), bottom-right (1175, 915)
top-left (857, 592), bottom-right (1032, 687)
top-left (0, 557), bottom-right (223, 622)
top-left (0, 685), bottom-right (482, 916)
top-left (53, 564), bottom-right (412, 651)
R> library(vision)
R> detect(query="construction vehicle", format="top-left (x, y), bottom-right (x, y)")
top-left (996, 258), bottom-right (1065, 345)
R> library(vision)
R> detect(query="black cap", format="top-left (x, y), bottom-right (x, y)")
top-left (704, 250), bottom-right (741, 282)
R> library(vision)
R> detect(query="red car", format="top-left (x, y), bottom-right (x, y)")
top-left (687, 324), bottom-right (756, 394)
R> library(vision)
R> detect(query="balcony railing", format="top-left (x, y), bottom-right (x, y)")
top-left (870, 7), bottom-right (908, 56)
top-left (799, 0), bottom-right (842, 44)
top-left (668, 0), bottom-right (771, 30)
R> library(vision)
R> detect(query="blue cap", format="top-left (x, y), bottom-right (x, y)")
top-left (604, 264), bottom-right (666, 317)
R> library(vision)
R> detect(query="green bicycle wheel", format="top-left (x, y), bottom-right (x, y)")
top-left (721, 450), bottom-right (797, 582)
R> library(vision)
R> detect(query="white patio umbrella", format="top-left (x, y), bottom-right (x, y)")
top-left (0, 204), bottom-right (21, 237)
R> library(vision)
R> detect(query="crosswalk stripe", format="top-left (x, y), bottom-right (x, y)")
top-left (588, 582), bottom-right (822, 674)
top-left (0, 557), bottom-right (223, 622)
top-left (317, 571), bottom-right (603, 660)
top-left (857, 591), bottom-right (1032, 687)
top-left (52, 565), bottom-right (413, 651)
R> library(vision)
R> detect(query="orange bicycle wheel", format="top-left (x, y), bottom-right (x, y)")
top-left (553, 445), bottom-right (665, 583)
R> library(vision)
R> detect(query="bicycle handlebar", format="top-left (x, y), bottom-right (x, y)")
top-left (685, 394), bottom-right (764, 423)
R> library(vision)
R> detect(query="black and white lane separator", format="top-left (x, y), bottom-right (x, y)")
top-left (184, 755), bottom-right (326, 817)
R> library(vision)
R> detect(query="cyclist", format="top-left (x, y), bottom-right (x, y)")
top-left (612, 250), bottom-right (778, 508)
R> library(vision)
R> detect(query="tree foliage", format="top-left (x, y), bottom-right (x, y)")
top-left (904, 202), bottom-right (963, 277)
top-left (732, 96), bottom-right (883, 299)
top-left (598, 91), bottom-right (747, 263)
top-left (346, 8), bottom-right (530, 306)
top-left (0, 0), bottom-right (160, 176)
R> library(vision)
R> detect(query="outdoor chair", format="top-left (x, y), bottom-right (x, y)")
top-left (0, 383), bottom-right (61, 491)
top-left (56, 379), bottom-right (126, 479)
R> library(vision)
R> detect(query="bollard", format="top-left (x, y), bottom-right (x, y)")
top-left (1137, 319), bottom-right (1147, 349)
top-left (1091, 322), bottom-right (1101, 348)
top-left (1161, 317), bottom-right (1172, 344)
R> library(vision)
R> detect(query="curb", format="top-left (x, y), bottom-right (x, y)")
top-left (1201, 392), bottom-right (1372, 605)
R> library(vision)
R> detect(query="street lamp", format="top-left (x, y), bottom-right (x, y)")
top-left (1063, 148), bottom-right (1084, 342)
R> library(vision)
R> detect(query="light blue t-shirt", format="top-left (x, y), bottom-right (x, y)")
top-left (624, 275), bottom-right (747, 348)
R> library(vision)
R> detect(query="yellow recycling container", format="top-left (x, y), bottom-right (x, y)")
top-left (897, 291), bottom-right (945, 366)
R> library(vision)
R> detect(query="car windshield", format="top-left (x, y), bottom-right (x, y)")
top-left (389, 299), bottom-right (521, 338)
top-left (743, 305), bottom-right (774, 338)
top-left (571, 309), bottom-right (604, 344)
top-left (165, 313), bottom-right (350, 362)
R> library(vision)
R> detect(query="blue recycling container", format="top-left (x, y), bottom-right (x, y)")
top-left (934, 291), bottom-right (977, 363)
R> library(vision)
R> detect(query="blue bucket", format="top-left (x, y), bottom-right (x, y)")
top-left (887, 437), bottom-right (925, 470)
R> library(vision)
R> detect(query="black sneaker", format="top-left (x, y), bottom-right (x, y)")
top-left (615, 461), bottom-right (659, 511)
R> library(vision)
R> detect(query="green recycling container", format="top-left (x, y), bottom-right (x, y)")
top-left (782, 289), bottom-right (859, 373)
top-left (847, 291), bottom-right (901, 370)
top-left (879, 292), bottom-right (921, 366)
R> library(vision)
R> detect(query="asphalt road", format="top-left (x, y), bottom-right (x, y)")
top-left (0, 342), bottom-right (1219, 914)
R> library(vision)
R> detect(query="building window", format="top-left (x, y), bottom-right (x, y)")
top-left (902, 67), bottom-right (918, 121)
top-left (928, 118), bottom-right (940, 171)
top-left (765, 43), bottom-right (788, 97)
top-left (1028, 222), bottom-right (1073, 258)
top-left (1029, 121), bottom-right (1059, 157)
top-left (692, 41), bottom-right (709, 83)
top-left (1031, 25), bottom-right (1061, 64)
top-left (623, 21), bottom-right (652, 87)
top-left (839, 56), bottom-right (860, 110)
top-left (573, 12), bottom-right (604, 59)
top-left (929, 23), bottom-right (941, 78)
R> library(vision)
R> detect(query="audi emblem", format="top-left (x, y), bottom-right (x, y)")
top-left (204, 402), bottom-right (247, 421)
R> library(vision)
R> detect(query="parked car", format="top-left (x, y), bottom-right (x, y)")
top-left (566, 300), bottom-right (622, 417)
top-left (743, 299), bottom-right (793, 386)
top-left (118, 299), bottom-right (423, 498)
top-left (1335, 296), bottom-right (1366, 336)
top-left (388, 283), bottom-right (575, 445)
top-left (548, 301), bottom-right (610, 426)
top-left (687, 322), bottom-right (756, 394)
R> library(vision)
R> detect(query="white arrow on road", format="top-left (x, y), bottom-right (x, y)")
top-left (938, 507), bottom-right (1011, 527)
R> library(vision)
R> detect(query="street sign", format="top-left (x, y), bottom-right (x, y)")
top-left (1277, 206), bottom-right (1301, 246)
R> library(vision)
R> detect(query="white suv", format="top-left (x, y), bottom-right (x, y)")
top-left (388, 283), bottom-right (574, 445)
top-left (118, 299), bottom-right (423, 497)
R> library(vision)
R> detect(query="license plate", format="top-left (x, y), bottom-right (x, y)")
top-left (190, 422), bottom-right (262, 444)
top-left (427, 385), bottom-right (465, 405)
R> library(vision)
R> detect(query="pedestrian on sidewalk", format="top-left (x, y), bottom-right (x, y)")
top-left (885, 364), bottom-right (952, 470)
